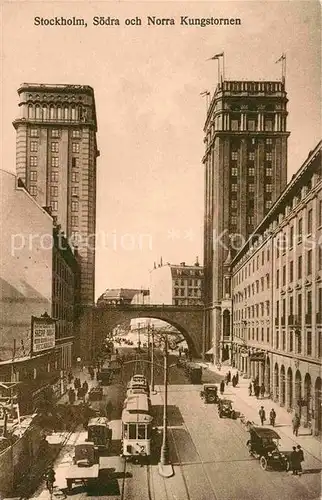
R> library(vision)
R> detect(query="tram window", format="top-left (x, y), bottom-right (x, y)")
top-left (129, 424), bottom-right (136, 440)
top-left (123, 424), bottom-right (129, 439)
top-left (138, 424), bottom-right (146, 440)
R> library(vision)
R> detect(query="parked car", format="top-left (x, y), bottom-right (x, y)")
top-left (200, 384), bottom-right (218, 404)
top-left (246, 426), bottom-right (291, 471)
top-left (217, 399), bottom-right (236, 419)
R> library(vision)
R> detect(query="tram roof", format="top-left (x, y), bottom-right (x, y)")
top-left (121, 410), bottom-right (153, 423)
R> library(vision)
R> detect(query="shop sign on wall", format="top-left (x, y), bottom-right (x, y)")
top-left (31, 315), bottom-right (56, 354)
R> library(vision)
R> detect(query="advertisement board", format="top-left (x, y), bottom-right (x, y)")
top-left (31, 316), bottom-right (56, 354)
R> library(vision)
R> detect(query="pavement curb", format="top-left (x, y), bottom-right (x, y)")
top-left (158, 462), bottom-right (174, 478)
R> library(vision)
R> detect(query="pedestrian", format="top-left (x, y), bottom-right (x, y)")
top-left (68, 388), bottom-right (76, 405)
top-left (260, 383), bottom-right (265, 399)
top-left (292, 413), bottom-right (300, 437)
top-left (259, 406), bottom-right (266, 425)
top-left (248, 383), bottom-right (253, 396)
top-left (225, 374), bottom-right (229, 386)
top-left (235, 372), bottom-right (239, 385)
top-left (220, 380), bottom-right (225, 395)
top-left (227, 371), bottom-right (231, 383)
top-left (232, 375), bottom-right (236, 387)
top-left (77, 387), bottom-right (84, 401)
top-left (82, 380), bottom-right (89, 394)
top-left (269, 408), bottom-right (276, 427)
top-left (68, 371), bottom-right (73, 384)
top-left (290, 446), bottom-right (301, 475)
top-left (255, 385), bottom-right (260, 399)
top-left (296, 445), bottom-right (304, 475)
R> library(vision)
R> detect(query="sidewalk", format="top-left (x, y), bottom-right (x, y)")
top-left (197, 361), bottom-right (321, 465)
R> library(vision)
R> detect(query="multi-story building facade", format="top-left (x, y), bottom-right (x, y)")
top-left (149, 260), bottom-right (204, 306)
top-left (13, 83), bottom-right (99, 305)
top-left (231, 141), bottom-right (322, 436)
top-left (203, 79), bottom-right (290, 362)
top-left (52, 227), bottom-right (80, 371)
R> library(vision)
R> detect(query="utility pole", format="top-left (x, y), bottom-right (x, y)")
top-left (150, 325), bottom-right (155, 394)
top-left (160, 333), bottom-right (169, 465)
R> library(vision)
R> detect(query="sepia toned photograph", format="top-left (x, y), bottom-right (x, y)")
top-left (0, 1), bottom-right (321, 499)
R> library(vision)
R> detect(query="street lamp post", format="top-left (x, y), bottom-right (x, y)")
top-left (151, 325), bottom-right (155, 394)
top-left (160, 332), bottom-right (169, 466)
top-left (138, 322), bottom-right (141, 351)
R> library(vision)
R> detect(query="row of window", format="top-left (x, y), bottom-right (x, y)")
top-left (234, 300), bottom-right (270, 320)
top-left (50, 200), bottom-right (79, 212)
top-left (175, 269), bottom-right (203, 276)
top-left (28, 104), bottom-right (87, 122)
top-left (275, 249), bottom-right (322, 286)
top-left (231, 182), bottom-right (272, 193)
top-left (231, 151), bottom-right (273, 161)
top-left (174, 288), bottom-right (201, 297)
top-left (29, 156), bottom-right (79, 169)
top-left (30, 128), bottom-right (81, 138)
top-left (276, 289), bottom-right (322, 319)
top-left (28, 185), bottom-right (80, 199)
top-left (231, 166), bottom-right (272, 177)
top-left (174, 279), bottom-right (201, 286)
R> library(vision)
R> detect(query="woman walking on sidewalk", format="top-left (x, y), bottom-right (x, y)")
top-left (220, 380), bottom-right (225, 396)
top-left (248, 383), bottom-right (252, 396)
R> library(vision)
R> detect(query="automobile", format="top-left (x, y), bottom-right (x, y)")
top-left (200, 384), bottom-right (218, 404)
top-left (246, 426), bottom-right (291, 471)
top-left (217, 399), bottom-right (236, 419)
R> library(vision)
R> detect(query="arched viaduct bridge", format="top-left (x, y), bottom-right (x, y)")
top-left (78, 304), bottom-right (204, 362)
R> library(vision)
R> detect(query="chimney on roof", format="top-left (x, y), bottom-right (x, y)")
top-left (195, 256), bottom-right (200, 266)
top-left (160, 256), bottom-right (163, 266)
top-left (180, 262), bottom-right (186, 266)
top-left (153, 261), bottom-right (156, 269)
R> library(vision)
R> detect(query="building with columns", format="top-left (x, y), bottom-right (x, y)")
top-left (203, 79), bottom-right (290, 363)
top-left (13, 83), bottom-right (99, 305)
top-left (231, 141), bottom-right (322, 436)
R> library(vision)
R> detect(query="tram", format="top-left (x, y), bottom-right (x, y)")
top-left (97, 359), bottom-right (121, 385)
top-left (121, 410), bottom-right (153, 459)
top-left (87, 417), bottom-right (112, 451)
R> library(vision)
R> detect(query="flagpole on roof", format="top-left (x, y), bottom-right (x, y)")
top-left (275, 53), bottom-right (286, 85)
top-left (222, 52), bottom-right (225, 82)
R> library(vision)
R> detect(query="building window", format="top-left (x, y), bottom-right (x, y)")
top-left (307, 209), bottom-right (312, 234)
top-left (30, 141), bottom-right (38, 152)
top-left (289, 330), bottom-right (293, 352)
top-left (231, 120), bottom-right (239, 131)
top-left (266, 138), bottom-right (273, 145)
top-left (30, 128), bottom-right (38, 137)
top-left (71, 186), bottom-right (79, 196)
top-left (231, 200), bottom-right (237, 208)
top-left (29, 186), bottom-right (37, 196)
top-left (51, 157), bottom-right (59, 167)
top-left (51, 171), bottom-right (58, 183)
top-left (307, 331), bottom-right (312, 356)
top-left (319, 245), bottom-right (322, 271)
top-left (71, 216), bottom-right (78, 227)
top-left (319, 200), bottom-right (322, 226)
top-left (71, 172), bottom-right (79, 182)
top-left (266, 328), bottom-right (270, 343)
top-left (231, 183), bottom-right (238, 192)
top-left (248, 152), bottom-right (255, 161)
top-left (50, 186), bottom-right (58, 197)
top-left (247, 120), bottom-right (256, 131)
top-left (248, 167), bottom-right (255, 176)
top-left (248, 184), bottom-right (255, 192)
top-left (72, 157), bottom-right (79, 168)
top-left (298, 255), bottom-right (302, 279)
top-left (30, 171), bottom-right (37, 181)
top-left (247, 216), bottom-right (254, 225)
top-left (51, 129), bottom-right (60, 137)
top-left (265, 152), bottom-right (272, 161)
top-left (30, 156), bottom-right (38, 166)
top-left (265, 184), bottom-right (272, 192)
top-left (282, 265), bottom-right (286, 286)
top-left (276, 269), bottom-right (279, 288)
top-left (298, 218), bottom-right (302, 241)
top-left (265, 167), bottom-right (272, 177)
top-left (71, 201), bottom-right (79, 211)
top-left (297, 293), bottom-right (302, 319)
top-left (289, 261), bottom-right (293, 282)
top-left (72, 130), bottom-right (81, 138)
top-left (265, 200), bottom-right (272, 209)
top-left (307, 250), bottom-right (312, 275)
top-left (231, 167), bottom-right (238, 176)
top-left (282, 331), bottom-right (286, 350)
top-left (51, 142), bottom-right (59, 153)
top-left (231, 216), bottom-right (237, 225)
top-left (275, 330), bottom-right (279, 350)
top-left (72, 143), bottom-right (80, 153)
top-left (51, 200), bottom-right (58, 211)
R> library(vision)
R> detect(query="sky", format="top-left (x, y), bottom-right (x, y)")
top-left (1, 1), bottom-right (321, 300)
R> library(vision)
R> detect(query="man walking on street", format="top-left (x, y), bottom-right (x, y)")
top-left (296, 445), bottom-right (304, 475)
top-left (259, 406), bottom-right (266, 425)
top-left (292, 413), bottom-right (301, 437)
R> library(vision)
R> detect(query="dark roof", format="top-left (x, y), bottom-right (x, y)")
top-left (98, 288), bottom-right (147, 301)
top-left (250, 426), bottom-right (281, 439)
